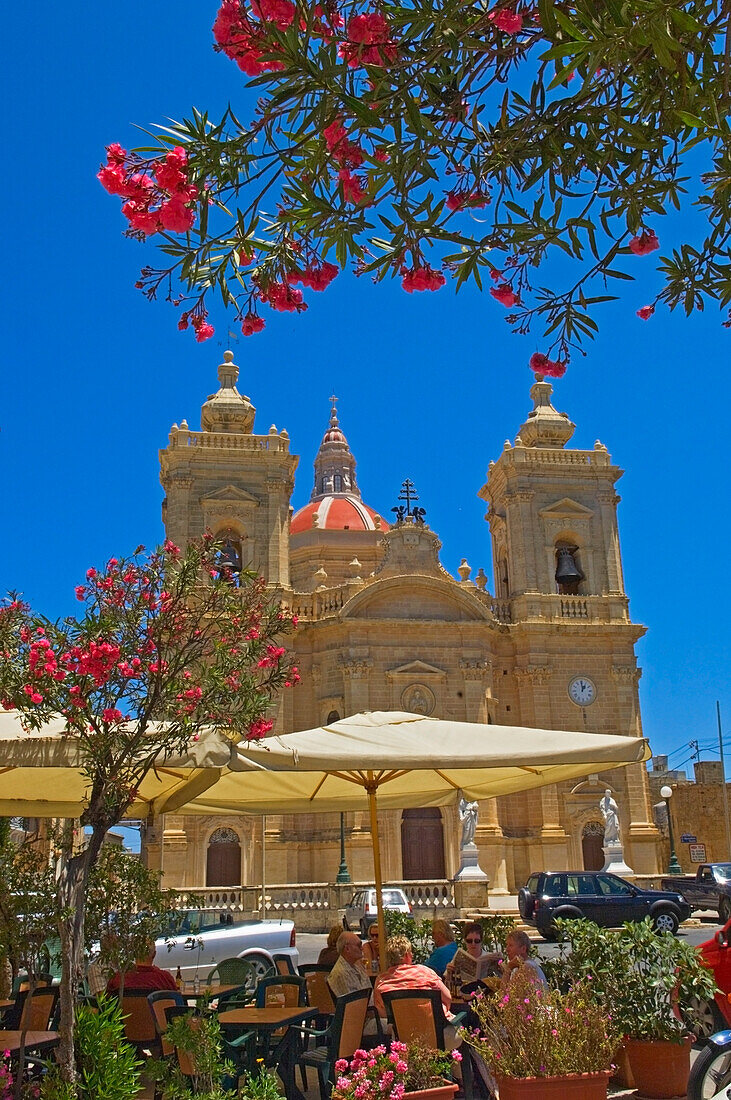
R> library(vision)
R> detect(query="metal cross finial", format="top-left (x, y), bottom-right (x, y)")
top-left (329, 394), bottom-right (338, 410)
top-left (399, 478), bottom-right (418, 510)
top-left (391, 479), bottom-right (427, 525)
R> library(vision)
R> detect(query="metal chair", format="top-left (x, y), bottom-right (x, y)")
top-left (148, 990), bottom-right (186, 1057)
top-left (298, 987), bottom-right (371, 1100)
top-left (119, 989), bottom-right (160, 1056)
top-left (381, 989), bottom-right (471, 1098)
top-left (273, 953), bottom-right (297, 976)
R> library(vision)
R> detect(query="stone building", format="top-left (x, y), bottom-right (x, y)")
top-left (145, 351), bottom-right (662, 893)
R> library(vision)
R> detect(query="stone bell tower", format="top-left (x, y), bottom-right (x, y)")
top-left (159, 350), bottom-right (298, 588)
top-left (478, 374), bottom-right (659, 876)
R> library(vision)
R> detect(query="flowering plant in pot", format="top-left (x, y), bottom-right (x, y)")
top-left (550, 916), bottom-right (718, 1098)
top-left (463, 969), bottom-right (619, 1100)
top-left (332, 1040), bottom-right (461, 1100)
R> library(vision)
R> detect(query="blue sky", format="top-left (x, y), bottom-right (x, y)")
top-left (2, 2), bottom-right (729, 785)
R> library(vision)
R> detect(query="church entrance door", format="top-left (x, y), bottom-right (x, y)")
top-left (207, 827), bottom-right (242, 886)
top-left (401, 808), bottom-right (445, 879)
top-left (582, 821), bottom-right (605, 871)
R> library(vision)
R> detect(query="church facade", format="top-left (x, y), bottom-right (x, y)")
top-left (144, 350), bottom-right (661, 894)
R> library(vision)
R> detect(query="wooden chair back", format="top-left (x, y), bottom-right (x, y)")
top-left (272, 953), bottom-right (297, 976)
top-left (381, 989), bottom-right (445, 1048)
top-left (120, 989), bottom-right (158, 1047)
top-left (148, 990), bottom-right (186, 1056)
top-left (19, 986), bottom-right (59, 1032)
top-left (302, 969), bottom-right (335, 1016)
top-left (256, 975), bottom-right (307, 1008)
top-left (333, 987), bottom-right (371, 1060)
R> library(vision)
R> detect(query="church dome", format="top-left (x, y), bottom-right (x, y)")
top-left (291, 495), bottom-right (388, 534)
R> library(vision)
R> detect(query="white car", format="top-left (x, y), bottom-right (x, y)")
top-left (343, 888), bottom-right (413, 935)
top-left (155, 909), bottom-right (298, 984)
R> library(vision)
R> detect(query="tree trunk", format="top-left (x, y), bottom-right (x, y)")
top-left (55, 822), bottom-right (106, 1086)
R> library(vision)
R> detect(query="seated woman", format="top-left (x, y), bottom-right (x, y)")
top-left (445, 921), bottom-right (499, 992)
top-left (361, 923), bottom-right (381, 972)
top-left (424, 919), bottom-right (458, 977)
top-left (317, 923), bottom-right (343, 969)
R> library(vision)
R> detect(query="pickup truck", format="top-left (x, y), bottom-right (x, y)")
top-left (661, 863), bottom-right (731, 921)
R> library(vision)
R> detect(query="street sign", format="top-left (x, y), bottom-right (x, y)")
top-left (681, 833), bottom-right (698, 843)
top-left (689, 843), bottom-right (707, 863)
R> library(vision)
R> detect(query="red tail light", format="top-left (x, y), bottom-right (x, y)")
top-left (364, 901), bottom-right (370, 913)
top-left (290, 927), bottom-right (296, 947)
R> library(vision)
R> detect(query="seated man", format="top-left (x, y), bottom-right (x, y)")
top-left (499, 930), bottom-right (547, 990)
top-left (106, 941), bottom-right (177, 994)
top-left (374, 934), bottom-right (451, 1020)
top-left (328, 931), bottom-right (371, 998)
top-left (424, 919), bottom-right (458, 978)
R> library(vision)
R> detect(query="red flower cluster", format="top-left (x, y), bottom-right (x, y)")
top-left (636, 304), bottom-right (654, 320)
top-left (323, 119), bottom-right (364, 168)
top-left (259, 281), bottom-right (308, 312)
top-left (490, 283), bottom-right (519, 307)
top-left (339, 169), bottom-right (367, 204)
top-left (98, 144), bottom-right (198, 238)
top-left (445, 189), bottom-right (490, 211)
top-left (257, 644), bottom-right (287, 668)
top-left (629, 230), bottom-right (659, 256)
top-left (251, 0), bottom-right (295, 30)
top-left (339, 11), bottom-right (397, 67)
top-left (529, 352), bottom-right (567, 378)
top-left (213, 0), bottom-right (285, 75)
top-left (61, 640), bottom-right (122, 687)
top-left (242, 312), bottom-right (266, 335)
top-left (288, 262), bottom-right (339, 290)
top-left (179, 312), bottom-right (216, 341)
top-left (248, 716), bottom-right (274, 739)
top-left (488, 7), bottom-right (523, 33)
top-left (401, 265), bottom-right (447, 292)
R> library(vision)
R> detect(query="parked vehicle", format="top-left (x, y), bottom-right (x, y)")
top-left (686, 918), bottom-right (731, 1043)
top-left (154, 909), bottom-right (298, 983)
top-left (661, 863), bottom-right (731, 922)
top-left (342, 888), bottom-right (413, 934)
top-left (518, 870), bottom-right (691, 940)
top-left (687, 1029), bottom-right (731, 1099)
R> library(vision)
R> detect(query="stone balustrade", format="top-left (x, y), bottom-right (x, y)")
top-left (176, 880), bottom-right (456, 932)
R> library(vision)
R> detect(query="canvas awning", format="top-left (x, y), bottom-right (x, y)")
top-left (0, 710), bottom-right (236, 819)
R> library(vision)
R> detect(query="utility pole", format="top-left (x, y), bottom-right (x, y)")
top-left (718, 703), bottom-right (731, 862)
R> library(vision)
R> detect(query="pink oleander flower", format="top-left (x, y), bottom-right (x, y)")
top-left (488, 7), bottom-right (523, 32)
top-left (401, 265), bottom-right (446, 292)
top-left (636, 304), bottom-right (654, 320)
top-left (529, 351), bottom-right (567, 377)
top-left (629, 229), bottom-right (659, 255)
top-left (490, 283), bottom-right (519, 307)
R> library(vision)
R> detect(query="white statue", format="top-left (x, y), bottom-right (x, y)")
top-left (600, 789), bottom-right (620, 845)
top-left (459, 795), bottom-right (479, 848)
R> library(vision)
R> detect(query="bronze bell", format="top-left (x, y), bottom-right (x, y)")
top-left (555, 545), bottom-right (582, 586)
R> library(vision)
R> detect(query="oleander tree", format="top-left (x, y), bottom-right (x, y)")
top-left (0, 536), bottom-right (298, 1089)
top-left (99, 0), bottom-right (731, 371)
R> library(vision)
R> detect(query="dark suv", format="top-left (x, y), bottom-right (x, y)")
top-left (518, 870), bottom-right (691, 940)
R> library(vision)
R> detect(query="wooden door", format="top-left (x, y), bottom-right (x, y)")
top-left (401, 808), bottom-right (446, 879)
top-left (206, 828), bottom-right (242, 885)
top-left (582, 822), bottom-right (605, 871)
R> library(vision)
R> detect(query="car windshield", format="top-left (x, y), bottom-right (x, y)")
top-left (370, 890), bottom-right (406, 906)
top-left (163, 910), bottom-right (235, 936)
top-left (714, 865), bottom-right (731, 880)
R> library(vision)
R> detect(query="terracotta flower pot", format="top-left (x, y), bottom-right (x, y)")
top-left (403, 1083), bottom-right (459, 1100)
top-left (494, 1070), bottom-right (610, 1099)
top-left (610, 1041), bottom-right (635, 1089)
top-left (625, 1036), bottom-right (692, 1098)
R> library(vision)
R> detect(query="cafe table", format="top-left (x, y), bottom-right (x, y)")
top-left (218, 1006), bottom-right (317, 1100)
top-left (0, 1030), bottom-right (59, 1053)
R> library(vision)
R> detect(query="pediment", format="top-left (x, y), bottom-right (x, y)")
top-left (201, 485), bottom-right (260, 506)
top-left (341, 576), bottom-right (492, 623)
top-left (387, 660), bottom-right (446, 678)
top-left (539, 497), bottom-right (593, 518)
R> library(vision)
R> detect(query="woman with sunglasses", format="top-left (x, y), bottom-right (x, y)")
top-left (445, 921), bottom-right (493, 990)
top-left (361, 923), bottom-right (381, 972)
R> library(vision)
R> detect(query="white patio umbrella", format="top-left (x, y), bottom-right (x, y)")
top-left (0, 710), bottom-right (237, 819)
top-left (180, 711), bottom-right (649, 961)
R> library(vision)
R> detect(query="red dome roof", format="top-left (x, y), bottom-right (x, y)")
top-left (290, 495), bottom-right (389, 535)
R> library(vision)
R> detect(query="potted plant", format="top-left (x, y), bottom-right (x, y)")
top-left (333, 1040), bottom-right (461, 1100)
top-left (464, 969), bottom-right (619, 1100)
top-left (551, 916), bottom-right (718, 1099)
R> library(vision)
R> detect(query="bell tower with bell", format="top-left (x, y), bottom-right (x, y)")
top-left (478, 373), bottom-right (659, 876)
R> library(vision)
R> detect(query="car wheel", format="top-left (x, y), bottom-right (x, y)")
top-left (517, 887), bottom-right (533, 919)
top-left (652, 908), bottom-right (680, 935)
top-left (686, 996), bottom-right (726, 1045)
top-left (688, 1040), bottom-right (731, 1100)
top-left (242, 951), bottom-right (276, 983)
top-left (719, 896), bottom-right (731, 924)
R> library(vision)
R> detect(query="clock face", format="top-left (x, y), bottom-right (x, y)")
top-left (568, 676), bottom-right (597, 706)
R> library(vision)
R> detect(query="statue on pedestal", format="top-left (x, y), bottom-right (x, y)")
top-left (600, 789), bottom-right (620, 845)
top-left (459, 796), bottom-right (479, 849)
top-left (455, 793), bottom-right (487, 885)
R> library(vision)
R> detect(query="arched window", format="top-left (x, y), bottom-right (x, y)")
top-left (206, 827), bottom-right (241, 886)
top-left (327, 710), bottom-right (341, 723)
top-left (498, 557), bottom-right (509, 599)
top-left (333, 474), bottom-right (343, 492)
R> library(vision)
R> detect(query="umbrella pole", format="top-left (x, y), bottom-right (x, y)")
top-left (367, 783), bottom-right (386, 971)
